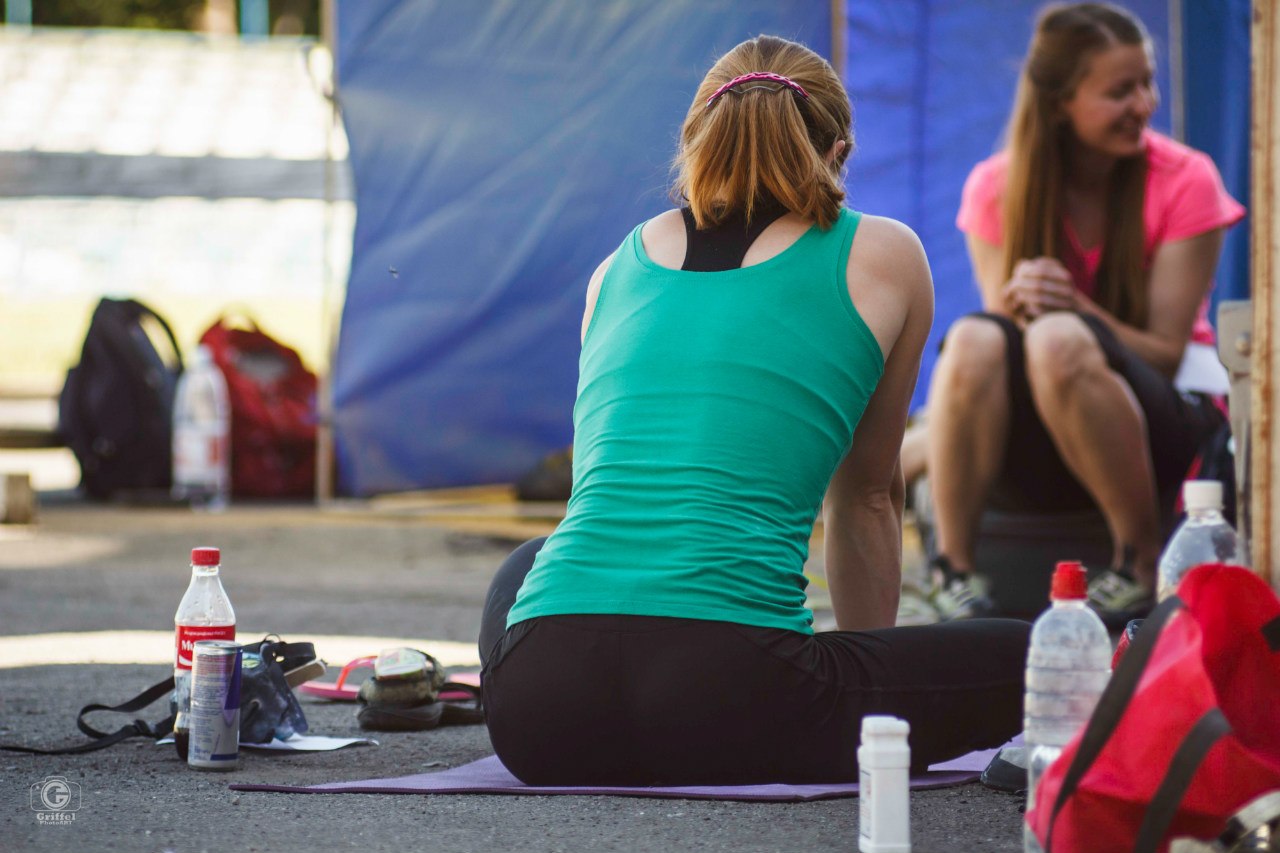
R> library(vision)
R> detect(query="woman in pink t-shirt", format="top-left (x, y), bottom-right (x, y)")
top-left (924, 2), bottom-right (1244, 622)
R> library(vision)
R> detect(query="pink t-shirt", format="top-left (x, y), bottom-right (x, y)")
top-left (956, 130), bottom-right (1245, 345)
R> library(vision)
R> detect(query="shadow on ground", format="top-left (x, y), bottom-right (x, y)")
top-left (1, 502), bottom-right (1026, 853)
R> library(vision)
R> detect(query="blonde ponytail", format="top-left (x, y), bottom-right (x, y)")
top-left (673, 35), bottom-right (852, 231)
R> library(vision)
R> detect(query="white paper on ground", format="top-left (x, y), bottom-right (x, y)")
top-left (157, 733), bottom-right (377, 751)
top-left (243, 734), bottom-right (378, 751)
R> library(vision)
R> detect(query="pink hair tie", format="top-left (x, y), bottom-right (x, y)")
top-left (705, 71), bottom-right (810, 107)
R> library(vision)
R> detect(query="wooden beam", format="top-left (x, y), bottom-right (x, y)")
top-left (315, 0), bottom-right (340, 505)
top-left (1251, 0), bottom-right (1278, 588)
top-left (830, 0), bottom-right (847, 77)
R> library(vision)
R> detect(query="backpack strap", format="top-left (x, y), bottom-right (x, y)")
top-left (255, 640), bottom-right (317, 673)
top-left (1044, 595), bottom-right (1184, 852)
top-left (0, 677), bottom-right (174, 756)
top-left (125, 298), bottom-right (185, 375)
top-left (1262, 614), bottom-right (1280, 652)
top-left (1133, 708), bottom-right (1232, 853)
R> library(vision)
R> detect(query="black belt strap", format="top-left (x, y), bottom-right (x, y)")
top-left (1, 677), bottom-right (174, 755)
top-left (4, 636), bottom-right (319, 756)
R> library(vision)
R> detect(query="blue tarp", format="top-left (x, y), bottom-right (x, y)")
top-left (333, 0), bottom-right (1249, 495)
top-left (1182, 0), bottom-right (1252, 320)
top-left (334, 0), bottom-right (830, 495)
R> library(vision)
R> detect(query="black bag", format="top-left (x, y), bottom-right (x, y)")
top-left (58, 298), bottom-right (183, 500)
top-left (0, 637), bottom-right (316, 755)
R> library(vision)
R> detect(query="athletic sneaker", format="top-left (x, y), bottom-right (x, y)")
top-left (1086, 568), bottom-right (1154, 629)
top-left (896, 579), bottom-right (942, 626)
top-left (927, 555), bottom-right (998, 620)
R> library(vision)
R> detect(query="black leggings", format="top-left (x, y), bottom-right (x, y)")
top-left (480, 538), bottom-right (1030, 786)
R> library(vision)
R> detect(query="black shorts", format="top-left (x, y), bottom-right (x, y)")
top-left (953, 312), bottom-right (1225, 513)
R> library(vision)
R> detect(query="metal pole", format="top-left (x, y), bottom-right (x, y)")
top-left (1168, 0), bottom-right (1185, 142)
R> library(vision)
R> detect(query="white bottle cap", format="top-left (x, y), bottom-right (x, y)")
top-left (861, 715), bottom-right (910, 738)
top-left (1183, 480), bottom-right (1223, 511)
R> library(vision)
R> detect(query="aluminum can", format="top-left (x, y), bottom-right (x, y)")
top-left (188, 640), bottom-right (242, 770)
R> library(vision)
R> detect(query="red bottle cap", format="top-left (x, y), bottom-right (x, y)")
top-left (191, 547), bottom-right (221, 566)
top-left (1050, 561), bottom-right (1087, 600)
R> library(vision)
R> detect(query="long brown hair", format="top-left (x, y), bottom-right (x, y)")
top-left (1002, 3), bottom-right (1150, 325)
top-left (673, 35), bottom-right (852, 230)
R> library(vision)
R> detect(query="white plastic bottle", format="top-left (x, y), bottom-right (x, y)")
top-left (172, 345), bottom-right (230, 511)
top-left (1023, 561), bottom-right (1111, 853)
top-left (1156, 480), bottom-right (1242, 602)
top-left (172, 546), bottom-right (236, 760)
top-left (859, 715), bottom-right (911, 853)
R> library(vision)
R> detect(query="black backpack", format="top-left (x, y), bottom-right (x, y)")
top-left (58, 298), bottom-right (184, 500)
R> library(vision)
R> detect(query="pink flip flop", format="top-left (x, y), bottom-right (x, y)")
top-left (299, 656), bottom-right (480, 702)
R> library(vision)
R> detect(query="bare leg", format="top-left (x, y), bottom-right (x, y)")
top-left (1024, 314), bottom-right (1161, 586)
top-left (901, 420), bottom-right (929, 486)
top-left (925, 318), bottom-right (1012, 573)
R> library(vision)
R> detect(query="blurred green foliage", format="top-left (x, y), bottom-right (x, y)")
top-left (31, 0), bottom-right (205, 30)
top-left (4, 0), bottom-right (320, 35)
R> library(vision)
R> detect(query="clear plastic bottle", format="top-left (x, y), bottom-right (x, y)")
top-left (1024, 561), bottom-right (1111, 853)
top-left (1156, 480), bottom-right (1242, 602)
top-left (172, 546), bottom-right (236, 760)
top-left (172, 344), bottom-right (230, 511)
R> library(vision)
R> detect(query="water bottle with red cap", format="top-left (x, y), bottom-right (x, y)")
top-left (1023, 561), bottom-right (1111, 853)
top-left (172, 546), bottom-right (236, 760)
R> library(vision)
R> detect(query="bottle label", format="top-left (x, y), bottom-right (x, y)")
top-left (174, 429), bottom-right (227, 486)
top-left (175, 624), bottom-right (236, 670)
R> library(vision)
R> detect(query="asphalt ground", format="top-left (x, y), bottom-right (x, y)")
top-left (1, 501), bottom-right (1028, 853)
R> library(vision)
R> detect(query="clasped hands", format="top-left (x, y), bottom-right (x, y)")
top-left (1002, 257), bottom-right (1091, 327)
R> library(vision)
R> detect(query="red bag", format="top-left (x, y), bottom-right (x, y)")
top-left (1029, 563), bottom-right (1280, 853)
top-left (199, 318), bottom-right (317, 499)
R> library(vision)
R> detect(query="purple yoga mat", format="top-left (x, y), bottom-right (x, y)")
top-left (229, 741), bottom-right (1010, 802)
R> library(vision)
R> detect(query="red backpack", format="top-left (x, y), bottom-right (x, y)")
top-left (1028, 563), bottom-right (1280, 853)
top-left (199, 318), bottom-right (317, 499)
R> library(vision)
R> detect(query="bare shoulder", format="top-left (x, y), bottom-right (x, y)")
top-left (845, 214), bottom-right (933, 355)
top-left (639, 209), bottom-right (686, 269)
top-left (847, 214), bottom-right (930, 294)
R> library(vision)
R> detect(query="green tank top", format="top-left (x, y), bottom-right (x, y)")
top-left (506, 208), bottom-right (885, 634)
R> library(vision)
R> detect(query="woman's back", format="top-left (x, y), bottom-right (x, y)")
top-left (505, 208), bottom-right (885, 634)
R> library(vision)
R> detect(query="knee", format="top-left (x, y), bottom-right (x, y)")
top-left (1023, 313), bottom-right (1106, 393)
top-left (934, 317), bottom-right (1008, 403)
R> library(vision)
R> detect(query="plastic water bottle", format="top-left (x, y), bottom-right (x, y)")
top-left (1156, 480), bottom-right (1242, 602)
top-left (172, 344), bottom-right (230, 511)
top-left (172, 546), bottom-right (236, 760)
top-left (1023, 561), bottom-right (1111, 853)
top-left (859, 715), bottom-right (911, 853)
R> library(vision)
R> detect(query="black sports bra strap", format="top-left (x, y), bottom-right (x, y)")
top-left (680, 199), bottom-right (789, 272)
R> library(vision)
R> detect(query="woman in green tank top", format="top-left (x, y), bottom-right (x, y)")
top-left (479, 34), bottom-right (1030, 786)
